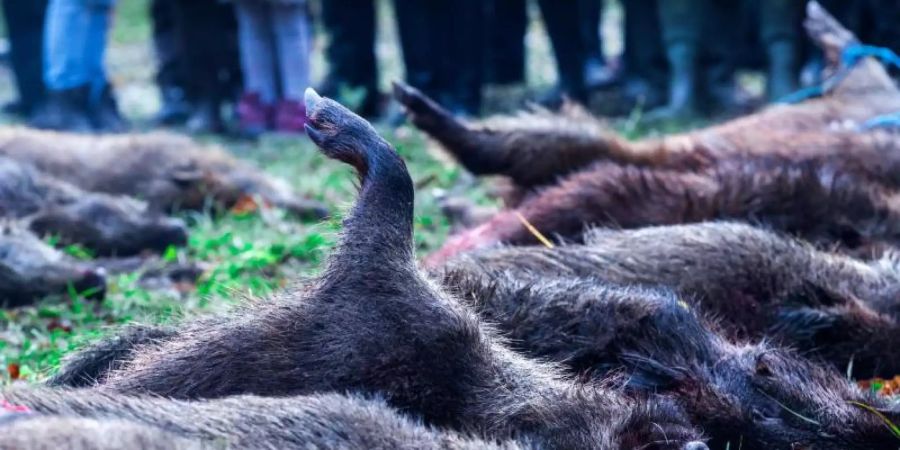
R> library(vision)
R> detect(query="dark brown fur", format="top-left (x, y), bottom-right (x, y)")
top-left (0, 388), bottom-right (525, 450)
top-left (50, 91), bottom-right (705, 450)
top-left (0, 128), bottom-right (327, 219)
top-left (425, 159), bottom-right (900, 265)
top-left (437, 269), bottom-right (900, 450)
top-left (438, 222), bottom-right (900, 378)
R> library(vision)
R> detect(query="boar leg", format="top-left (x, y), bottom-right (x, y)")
top-left (47, 325), bottom-right (177, 388)
top-left (393, 81), bottom-right (642, 188)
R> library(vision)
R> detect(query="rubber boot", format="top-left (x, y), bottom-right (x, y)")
top-left (154, 85), bottom-right (191, 126)
top-left (537, 0), bottom-right (589, 104)
top-left (2, 0), bottom-right (48, 118)
top-left (759, 0), bottom-right (803, 102)
top-left (320, 0), bottom-right (380, 117)
top-left (648, 42), bottom-right (700, 120)
top-left (91, 84), bottom-right (130, 133)
top-left (187, 95), bottom-right (224, 135)
top-left (484, 0), bottom-right (526, 85)
top-left (703, 0), bottom-right (747, 115)
top-left (621, 0), bottom-right (668, 110)
top-left (651, 0), bottom-right (704, 120)
top-left (705, 55), bottom-right (751, 116)
top-left (578, 0), bottom-right (617, 90)
top-left (235, 92), bottom-right (270, 138)
top-left (29, 86), bottom-right (93, 132)
top-left (438, 0), bottom-right (484, 115)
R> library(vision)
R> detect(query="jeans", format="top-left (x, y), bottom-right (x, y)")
top-left (2, 0), bottom-right (48, 113)
top-left (43, 0), bottom-right (115, 100)
top-left (235, 0), bottom-right (310, 103)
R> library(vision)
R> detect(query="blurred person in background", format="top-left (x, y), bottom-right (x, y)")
top-left (536, 0), bottom-right (616, 105)
top-left (150, 0), bottom-right (190, 126)
top-left (319, 0), bottom-right (381, 118)
top-left (1, 0), bottom-right (48, 120)
top-left (153, 0), bottom-right (241, 133)
top-left (31, 0), bottom-right (127, 133)
top-left (234, 0), bottom-right (311, 137)
top-left (483, 0), bottom-right (527, 88)
top-left (394, 0), bottom-right (484, 116)
top-left (481, 0), bottom-right (616, 106)
top-left (652, 0), bottom-right (803, 119)
top-left (619, 0), bottom-right (668, 111)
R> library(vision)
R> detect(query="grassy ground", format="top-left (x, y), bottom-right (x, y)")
top-left (0, 0), bottom-right (507, 383)
top-left (0, 0), bottom-right (717, 383)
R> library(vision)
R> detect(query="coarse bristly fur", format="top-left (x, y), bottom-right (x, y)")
top-left (397, 3), bottom-right (900, 265)
top-left (48, 89), bottom-right (707, 450)
top-left (0, 388), bottom-right (527, 450)
top-left (0, 127), bottom-right (327, 219)
top-left (437, 267), bottom-right (900, 450)
top-left (438, 221), bottom-right (900, 378)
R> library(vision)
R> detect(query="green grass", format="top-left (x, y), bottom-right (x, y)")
top-left (0, 0), bottom-right (490, 383)
top-left (111, 0), bottom-right (152, 45)
top-left (0, 126), bottom-right (483, 383)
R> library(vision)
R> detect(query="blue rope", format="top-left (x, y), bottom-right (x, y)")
top-left (841, 44), bottom-right (900, 69)
top-left (776, 85), bottom-right (824, 104)
top-left (777, 43), bottom-right (900, 104)
top-left (861, 112), bottom-right (900, 130)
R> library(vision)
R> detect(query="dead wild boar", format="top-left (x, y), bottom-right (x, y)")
top-left (439, 269), bottom-right (900, 450)
top-left (438, 222), bottom-right (900, 378)
top-left (0, 157), bottom-right (187, 256)
top-left (0, 129), bottom-right (328, 219)
top-left (395, 3), bottom-right (900, 264)
top-left (45, 90), bottom-right (707, 450)
top-left (0, 388), bottom-right (527, 450)
top-left (396, 2), bottom-right (900, 191)
top-left (0, 224), bottom-right (105, 307)
top-left (424, 158), bottom-right (900, 265)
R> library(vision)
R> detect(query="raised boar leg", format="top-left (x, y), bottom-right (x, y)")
top-left (393, 81), bottom-right (645, 188)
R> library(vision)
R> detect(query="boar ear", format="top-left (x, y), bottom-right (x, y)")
top-left (624, 353), bottom-right (688, 391)
top-left (770, 307), bottom-right (838, 342)
top-left (170, 167), bottom-right (204, 188)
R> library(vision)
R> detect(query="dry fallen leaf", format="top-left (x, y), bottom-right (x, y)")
top-left (6, 363), bottom-right (20, 380)
top-left (859, 375), bottom-right (900, 396)
top-left (231, 195), bottom-right (273, 215)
